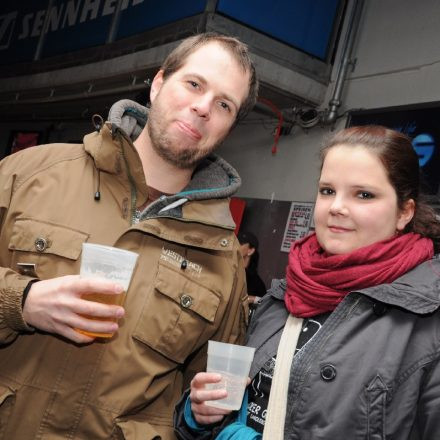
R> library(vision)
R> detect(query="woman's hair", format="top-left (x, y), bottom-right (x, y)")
top-left (160, 32), bottom-right (258, 122)
top-left (320, 125), bottom-right (440, 251)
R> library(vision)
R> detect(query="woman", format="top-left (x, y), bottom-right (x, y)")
top-left (174, 125), bottom-right (440, 439)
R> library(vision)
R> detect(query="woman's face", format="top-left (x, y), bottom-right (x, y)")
top-left (314, 144), bottom-right (414, 255)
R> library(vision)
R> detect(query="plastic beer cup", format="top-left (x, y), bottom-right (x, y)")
top-left (77, 243), bottom-right (138, 338)
top-left (205, 340), bottom-right (255, 410)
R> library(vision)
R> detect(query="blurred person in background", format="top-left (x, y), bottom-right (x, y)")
top-left (237, 230), bottom-right (266, 305)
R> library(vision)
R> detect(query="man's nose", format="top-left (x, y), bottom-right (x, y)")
top-left (191, 95), bottom-right (212, 119)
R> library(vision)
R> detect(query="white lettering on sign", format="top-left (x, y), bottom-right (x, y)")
top-left (0, 11), bottom-right (17, 49)
top-left (80, 0), bottom-right (100, 24)
top-left (102, 0), bottom-right (117, 16)
top-left (5, 0), bottom-right (145, 48)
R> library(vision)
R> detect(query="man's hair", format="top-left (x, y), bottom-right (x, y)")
top-left (160, 32), bottom-right (258, 122)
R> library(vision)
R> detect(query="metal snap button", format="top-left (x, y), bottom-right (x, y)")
top-left (320, 364), bottom-right (337, 381)
top-left (35, 237), bottom-right (48, 252)
top-left (180, 294), bottom-right (193, 309)
top-left (181, 260), bottom-right (188, 270)
top-left (220, 238), bottom-right (228, 247)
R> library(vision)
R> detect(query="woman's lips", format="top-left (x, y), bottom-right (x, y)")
top-left (328, 225), bottom-right (352, 233)
top-left (176, 121), bottom-right (202, 140)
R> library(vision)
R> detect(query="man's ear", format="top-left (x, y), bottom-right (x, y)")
top-left (247, 247), bottom-right (256, 257)
top-left (396, 199), bottom-right (415, 231)
top-left (150, 70), bottom-right (165, 103)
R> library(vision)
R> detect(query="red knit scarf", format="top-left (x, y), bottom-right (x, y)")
top-left (285, 232), bottom-right (434, 317)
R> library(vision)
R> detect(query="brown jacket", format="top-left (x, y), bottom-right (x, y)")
top-left (0, 103), bottom-right (248, 439)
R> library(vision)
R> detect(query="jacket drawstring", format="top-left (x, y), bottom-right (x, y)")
top-left (94, 169), bottom-right (101, 201)
top-left (92, 114), bottom-right (103, 201)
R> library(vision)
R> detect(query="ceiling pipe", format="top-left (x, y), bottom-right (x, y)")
top-left (321, 0), bottom-right (365, 125)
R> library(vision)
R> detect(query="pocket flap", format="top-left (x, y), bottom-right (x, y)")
top-left (155, 263), bottom-right (220, 323)
top-left (115, 419), bottom-right (161, 440)
top-left (9, 217), bottom-right (89, 260)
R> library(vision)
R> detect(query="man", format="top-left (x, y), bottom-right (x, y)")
top-left (237, 230), bottom-right (266, 305)
top-left (0, 33), bottom-right (258, 439)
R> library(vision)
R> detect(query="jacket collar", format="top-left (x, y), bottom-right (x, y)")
top-left (357, 256), bottom-right (440, 314)
top-left (83, 100), bottom-right (240, 228)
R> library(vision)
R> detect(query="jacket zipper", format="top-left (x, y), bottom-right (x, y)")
top-left (116, 130), bottom-right (138, 225)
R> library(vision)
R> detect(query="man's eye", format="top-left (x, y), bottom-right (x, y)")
top-left (219, 101), bottom-right (231, 112)
top-left (319, 187), bottom-right (334, 196)
top-left (188, 81), bottom-right (199, 88)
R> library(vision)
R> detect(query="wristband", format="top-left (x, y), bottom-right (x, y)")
top-left (21, 279), bottom-right (39, 310)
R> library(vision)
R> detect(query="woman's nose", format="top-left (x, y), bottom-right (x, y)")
top-left (329, 196), bottom-right (348, 215)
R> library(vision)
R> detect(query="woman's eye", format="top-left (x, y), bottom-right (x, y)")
top-left (319, 187), bottom-right (334, 196)
top-left (358, 191), bottom-right (374, 199)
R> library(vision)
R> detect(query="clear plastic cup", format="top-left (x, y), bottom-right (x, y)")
top-left (205, 340), bottom-right (255, 410)
top-left (77, 243), bottom-right (138, 338)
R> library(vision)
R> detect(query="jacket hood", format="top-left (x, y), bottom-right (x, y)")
top-left (88, 99), bottom-right (241, 224)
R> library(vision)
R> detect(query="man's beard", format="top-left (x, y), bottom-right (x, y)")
top-left (146, 101), bottom-right (226, 170)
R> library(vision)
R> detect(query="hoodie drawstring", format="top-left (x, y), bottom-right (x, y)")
top-left (94, 169), bottom-right (101, 201)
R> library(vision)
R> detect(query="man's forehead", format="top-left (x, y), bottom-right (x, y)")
top-left (182, 41), bottom-right (239, 69)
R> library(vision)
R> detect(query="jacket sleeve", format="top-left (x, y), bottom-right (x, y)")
top-left (174, 389), bottom-right (240, 440)
top-left (0, 157), bottom-right (37, 344)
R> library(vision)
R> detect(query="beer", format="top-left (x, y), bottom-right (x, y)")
top-left (76, 291), bottom-right (126, 338)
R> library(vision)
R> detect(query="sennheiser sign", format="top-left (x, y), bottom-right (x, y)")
top-left (1, 0), bottom-right (206, 65)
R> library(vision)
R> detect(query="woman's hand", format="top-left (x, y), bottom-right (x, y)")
top-left (189, 372), bottom-right (232, 424)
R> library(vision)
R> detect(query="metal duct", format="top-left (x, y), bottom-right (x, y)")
top-left (321, 0), bottom-right (365, 125)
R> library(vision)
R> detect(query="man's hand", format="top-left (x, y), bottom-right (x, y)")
top-left (22, 275), bottom-right (125, 343)
top-left (189, 372), bottom-right (232, 425)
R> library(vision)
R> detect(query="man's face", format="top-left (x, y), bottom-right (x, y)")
top-left (146, 42), bottom-right (251, 169)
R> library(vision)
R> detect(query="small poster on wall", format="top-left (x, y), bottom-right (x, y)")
top-left (281, 202), bottom-right (314, 252)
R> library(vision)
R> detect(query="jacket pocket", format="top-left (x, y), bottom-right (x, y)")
top-left (133, 263), bottom-right (220, 364)
top-left (366, 375), bottom-right (388, 440)
top-left (8, 217), bottom-right (89, 278)
top-left (0, 383), bottom-right (16, 438)
top-left (113, 419), bottom-right (161, 440)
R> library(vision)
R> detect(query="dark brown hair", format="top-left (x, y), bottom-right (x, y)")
top-left (160, 32), bottom-right (258, 122)
top-left (320, 125), bottom-right (440, 250)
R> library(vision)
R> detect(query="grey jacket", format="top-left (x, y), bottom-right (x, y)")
top-left (175, 256), bottom-right (440, 439)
